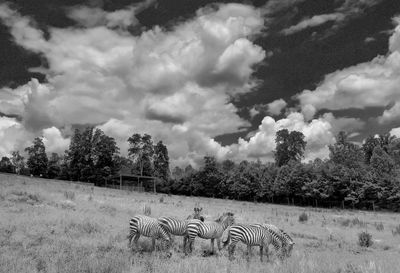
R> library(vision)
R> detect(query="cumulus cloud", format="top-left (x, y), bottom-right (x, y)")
top-left (0, 2), bottom-right (264, 166)
top-left (297, 16), bottom-right (400, 122)
top-left (231, 112), bottom-right (337, 162)
top-left (390, 127), bottom-right (400, 138)
top-left (42, 127), bottom-right (70, 154)
top-left (267, 99), bottom-right (287, 115)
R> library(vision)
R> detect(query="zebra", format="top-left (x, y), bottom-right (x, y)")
top-left (186, 212), bottom-right (235, 254)
top-left (157, 208), bottom-right (204, 252)
top-left (251, 223), bottom-right (294, 258)
top-left (128, 215), bottom-right (170, 252)
top-left (221, 223), bottom-right (283, 262)
top-left (186, 204), bottom-right (204, 221)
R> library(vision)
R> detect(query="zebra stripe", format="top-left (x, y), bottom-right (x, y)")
top-left (128, 215), bottom-right (170, 252)
top-left (186, 212), bottom-right (235, 253)
top-left (222, 224), bottom-right (282, 262)
top-left (251, 223), bottom-right (294, 257)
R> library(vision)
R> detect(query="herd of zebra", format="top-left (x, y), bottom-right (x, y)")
top-left (128, 204), bottom-right (294, 262)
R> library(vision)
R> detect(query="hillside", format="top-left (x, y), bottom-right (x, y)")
top-left (1, 173), bottom-right (400, 273)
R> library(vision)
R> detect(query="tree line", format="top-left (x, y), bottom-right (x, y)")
top-left (1, 127), bottom-right (400, 211)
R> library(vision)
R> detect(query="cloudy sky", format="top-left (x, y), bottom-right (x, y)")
top-left (0, 0), bottom-right (399, 167)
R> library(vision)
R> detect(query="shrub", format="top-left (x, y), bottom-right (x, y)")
top-left (375, 222), bottom-right (384, 231)
top-left (298, 212), bottom-right (308, 222)
top-left (64, 191), bottom-right (75, 200)
top-left (159, 196), bottom-right (164, 203)
top-left (143, 204), bottom-right (151, 216)
top-left (358, 231), bottom-right (372, 247)
top-left (392, 224), bottom-right (400, 236)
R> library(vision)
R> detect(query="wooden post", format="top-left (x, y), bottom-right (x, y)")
top-left (342, 201), bottom-right (344, 210)
top-left (153, 179), bottom-right (156, 194)
top-left (119, 174), bottom-right (122, 190)
top-left (372, 201), bottom-right (375, 212)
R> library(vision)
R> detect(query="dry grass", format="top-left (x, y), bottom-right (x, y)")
top-left (1, 173), bottom-right (400, 273)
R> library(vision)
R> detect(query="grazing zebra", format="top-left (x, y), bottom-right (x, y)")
top-left (158, 206), bottom-right (204, 251)
top-left (128, 215), bottom-right (170, 252)
top-left (222, 223), bottom-right (283, 262)
top-left (251, 223), bottom-right (294, 257)
top-left (186, 212), bottom-right (235, 254)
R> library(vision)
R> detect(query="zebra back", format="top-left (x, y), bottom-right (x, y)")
top-left (224, 224), bottom-right (275, 247)
top-left (158, 216), bottom-right (188, 236)
top-left (195, 212), bottom-right (235, 239)
top-left (129, 215), bottom-right (170, 241)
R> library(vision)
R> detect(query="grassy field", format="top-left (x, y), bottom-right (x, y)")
top-left (1, 173), bottom-right (400, 273)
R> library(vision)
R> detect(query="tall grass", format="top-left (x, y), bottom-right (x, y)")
top-left (1, 173), bottom-right (400, 273)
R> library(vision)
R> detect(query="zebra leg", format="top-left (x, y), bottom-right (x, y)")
top-left (246, 245), bottom-right (252, 262)
top-left (132, 233), bottom-right (140, 252)
top-left (228, 244), bottom-right (236, 261)
top-left (217, 238), bottom-right (222, 251)
top-left (183, 236), bottom-right (187, 252)
top-left (259, 245), bottom-right (263, 262)
top-left (151, 237), bottom-right (156, 252)
top-left (211, 238), bottom-right (215, 254)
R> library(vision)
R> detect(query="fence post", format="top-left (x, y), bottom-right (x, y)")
top-left (119, 174), bottom-right (122, 190)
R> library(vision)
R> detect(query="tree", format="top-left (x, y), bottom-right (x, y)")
top-left (370, 146), bottom-right (395, 175)
top-left (0, 156), bottom-right (14, 173)
top-left (274, 129), bottom-right (306, 167)
top-left (67, 128), bottom-right (83, 180)
top-left (11, 151), bottom-right (25, 174)
top-left (47, 153), bottom-right (61, 179)
top-left (154, 141), bottom-right (170, 182)
top-left (127, 133), bottom-right (154, 176)
top-left (25, 137), bottom-right (48, 176)
top-left (329, 131), bottom-right (363, 169)
top-left (362, 135), bottom-right (379, 164)
top-left (192, 156), bottom-right (222, 197)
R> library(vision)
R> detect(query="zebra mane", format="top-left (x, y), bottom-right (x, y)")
top-left (215, 212), bottom-right (234, 223)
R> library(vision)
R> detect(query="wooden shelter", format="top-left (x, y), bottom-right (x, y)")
top-left (106, 172), bottom-right (157, 193)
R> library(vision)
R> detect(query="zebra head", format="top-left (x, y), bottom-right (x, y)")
top-left (187, 203), bottom-right (204, 221)
top-left (216, 212), bottom-right (235, 228)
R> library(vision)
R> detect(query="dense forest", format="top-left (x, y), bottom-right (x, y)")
top-left (1, 127), bottom-right (400, 211)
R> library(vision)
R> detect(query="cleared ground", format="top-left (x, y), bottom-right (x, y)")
top-left (1, 173), bottom-right (400, 273)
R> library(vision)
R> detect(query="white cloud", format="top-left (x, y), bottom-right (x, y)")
top-left (297, 17), bottom-right (400, 121)
top-left (42, 127), bottom-right (70, 155)
top-left (0, 3), bottom-right (264, 167)
top-left (267, 99), bottom-right (287, 115)
top-left (282, 13), bottom-right (344, 35)
top-left (231, 112), bottom-right (337, 162)
top-left (390, 127), bottom-right (400, 138)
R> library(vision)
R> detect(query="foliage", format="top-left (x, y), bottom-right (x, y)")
top-left (0, 156), bottom-right (14, 173)
top-left (329, 131), bottom-right (363, 169)
top-left (10, 151), bottom-right (25, 174)
top-left (25, 137), bottom-right (48, 177)
top-left (274, 129), bottom-right (306, 167)
top-left (127, 133), bottom-right (154, 176)
top-left (298, 212), bottom-right (308, 222)
top-left (358, 231), bottom-right (372, 247)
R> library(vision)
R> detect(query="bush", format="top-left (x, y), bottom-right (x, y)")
top-left (159, 196), bottom-right (164, 203)
top-left (392, 224), bottom-right (400, 236)
top-left (358, 231), bottom-right (372, 247)
top-left (298, 212), bottom-right (308, 222)
top-left (375, 222), bottom-right (384, 231)
top-left (64, 191), bottom-right (75, 200)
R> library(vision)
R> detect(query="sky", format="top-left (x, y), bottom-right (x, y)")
top-left (0, 0), bottom-right (400, 167)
